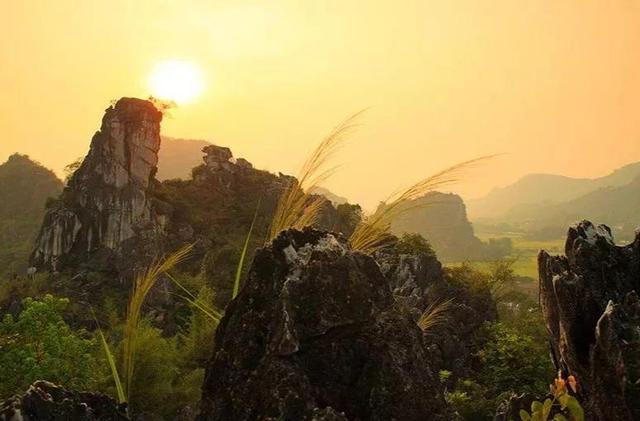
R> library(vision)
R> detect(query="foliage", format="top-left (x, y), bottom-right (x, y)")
top-left (446, 379), bottom-right (496, 420)
top-left (0, 273), bottom-right (48, 308)
top-left (396, 232), bottom-right (436, 257)
top-left (63, 156), bottom-right (84, 183)
top-left (0, 295), bottom-right (98, 399)
top-left (520, 373), bottom-right (584, 421)
top-left (122, 245), bottom-right (193, 402)
top-left (179, 286), bottom-right (218, 367)
top-left (268, 111), bottom-right (363, 240)
top-left (477, 322), bottom-right (553, 398)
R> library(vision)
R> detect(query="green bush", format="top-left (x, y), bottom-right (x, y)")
top-left (0, 295), bottom-right (98, 399)
top-left (396, 232), bottom-right (436, 257)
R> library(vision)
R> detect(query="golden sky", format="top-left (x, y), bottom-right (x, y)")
top-left (2, 1), bottom-right (640, 209)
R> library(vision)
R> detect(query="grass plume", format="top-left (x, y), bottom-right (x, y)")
top-left (268, 110), bottom-right (365, 240)
top-left (122, 244), bottom-right (193, 402)
top-left (349, 156), bottom-right (494, 254)
top-left (417, 298), bottom-right (454, 332)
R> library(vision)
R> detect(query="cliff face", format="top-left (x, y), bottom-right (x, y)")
top-left (31, 98), bottom-right (164, 272)
top-left (538, 221), bottom-right (640, 420)
top-left (386, 192), bottom-right (488, 262)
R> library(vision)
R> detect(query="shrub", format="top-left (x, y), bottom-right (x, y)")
top-left (0, 295), bottom-right (98, 399)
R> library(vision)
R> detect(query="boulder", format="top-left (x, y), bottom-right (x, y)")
top-left (198, 228), bottom-right (450, 420)
top-left (538, 220), bottom-right (640, 420)
top-left (0, 381), bottom-right (129, 421)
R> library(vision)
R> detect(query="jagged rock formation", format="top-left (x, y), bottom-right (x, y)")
top-left (375, 243), bottom-right (497, 378)
top-left (0, 381), bottom-right (129, 421)
top-left (385, 192), bottom-right (510, 262)
top-left (28, 97), bottom-right (361, 311)
top-left (31, 98), bottom-right (164, 272)
top-left (198, 228), bottom-right (451, 420)
top-left (538, 220), bottom-right (640, 420)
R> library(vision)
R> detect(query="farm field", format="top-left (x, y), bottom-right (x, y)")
top-left (446, 231), bottom-right (566, 297)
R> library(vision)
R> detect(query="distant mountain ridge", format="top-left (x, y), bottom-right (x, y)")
top-left (0, 154), bottom-right (63, 276)
top-left (157, 136), bottom-right (212, 180)
top-left (468, 161), bottom-right (640, 220)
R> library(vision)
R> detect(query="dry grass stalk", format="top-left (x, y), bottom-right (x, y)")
top-left (122, 244), bottom-right (193, 402)
top-left (268, 110), bottom-right (365, 240)
top-left (349, 156), bottom-right (494, 254)
top-left (417, 298), bottom-right (455, 332)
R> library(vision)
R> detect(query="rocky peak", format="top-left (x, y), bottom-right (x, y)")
top-left (198, 228), bottom-right (451, 420)
top-left (31, 97), bottom-right (164, 272)
top-left (539, 220), bottom-right (640, 420)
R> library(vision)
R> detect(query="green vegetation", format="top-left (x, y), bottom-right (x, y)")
top-left (520, 373), bottom-right (584, 421)
top-left (396, 232), bottom-right (437, 257)
top-left (443, 261), bottom-right (555, 420)
top-left (0, 295), bottom-right (98, 399)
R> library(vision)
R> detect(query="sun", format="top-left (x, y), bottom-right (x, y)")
top-left (148, 60), bottom-right (204, 104)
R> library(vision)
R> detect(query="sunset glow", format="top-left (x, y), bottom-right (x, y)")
top-left (148, 60), bottom-right (204, 104)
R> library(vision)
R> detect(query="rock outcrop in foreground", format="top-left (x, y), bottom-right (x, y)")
top-left (375, 245), bottom-right (496, 379)
top-left (31, 98), bottom-right (164, 272)
top-left (539, 220), bottom-right (640, 420)
top-left (0, 381), bottom-right (129, 421)
top-left (198, 228), bottom-right (450, 420)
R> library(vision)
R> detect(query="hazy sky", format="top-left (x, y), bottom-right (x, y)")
top-left (2, 1), bottom-right (640, 209)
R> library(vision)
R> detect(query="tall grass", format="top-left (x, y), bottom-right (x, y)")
top-left (349, 156), bottom-right (493, 254)
top-left (233, 198), bottom-right (261, 299)
top-left (167, 273), bottom-right (222, 322)
top-left (122, 244), bottom-right (193, 402)
top-left (92, 309), bottom-right (126, 404)
top-left (268, 111), bottom-right (365, 240)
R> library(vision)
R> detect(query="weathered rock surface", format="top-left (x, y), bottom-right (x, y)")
top-left (31, 98), bottom-right (164, 273)
top-left (539, 220), bottom-right (640, 420)
top-left (198, 228), bottom-right (450, 420)
top-left (375, 244), bottom-right (497, 378)
top-left (0, 381), bottom-right (129, 421)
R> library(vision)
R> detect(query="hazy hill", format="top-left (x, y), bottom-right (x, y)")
top-left (468, 161), bottom-right (640, 220)
top-left (0, 154), bottom-right (63, 276)
top-left (501, 174), bottom-right (640, 241)
top-left (386, 192), bottom-right (511, 262)
top-left (157, 136), bottom-right (212, 180)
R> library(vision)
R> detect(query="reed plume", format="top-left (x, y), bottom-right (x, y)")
top-left (122, 244), bottom-right (193, 402)
top-left (349, 156), bottom-right (494, 254)
top-left (417, 298), bottom-right (454, 332)
top-left (268, 110), bottom-right (365, 240)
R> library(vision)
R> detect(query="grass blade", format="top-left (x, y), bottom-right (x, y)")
top-left (166, 273), bottom-right (223, 322)
top-left (234, 199), bottom-right (261, 299)
top-left (91, 309), bottom-right (125, 404)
